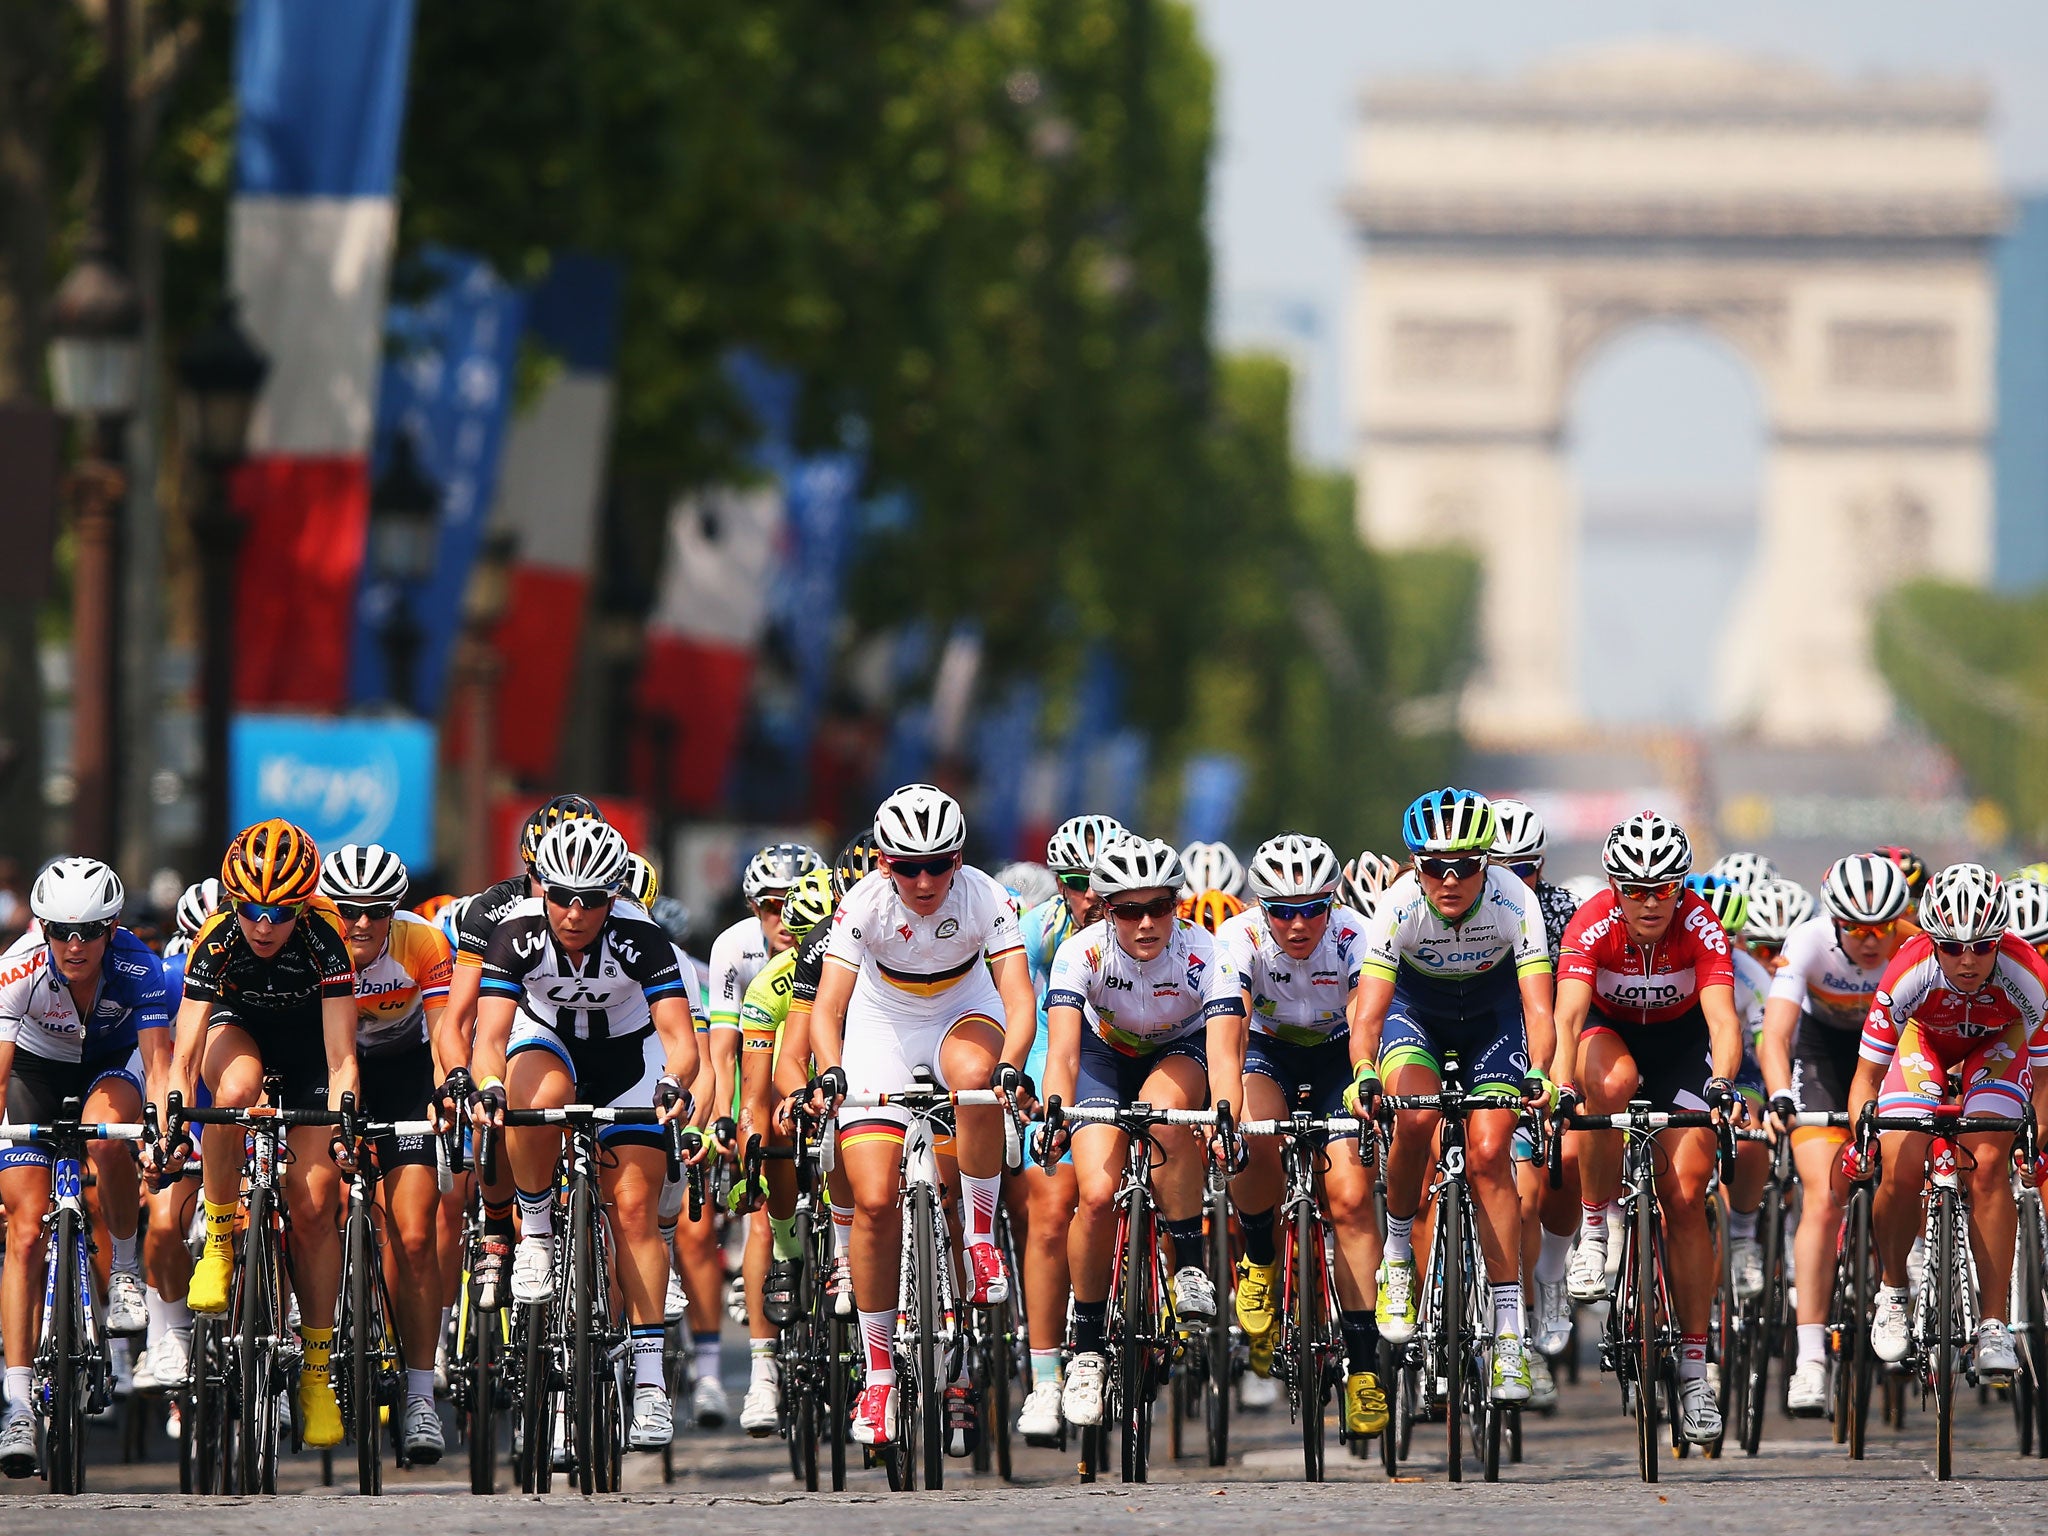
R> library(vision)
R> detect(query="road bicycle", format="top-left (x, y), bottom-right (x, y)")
top-left (1168, 1135), bottom-right (1235, 1469)
top-left (449, 1123), bottom-right (510, 1495)
top-left (2011, 1150), bottom-right (2048, 1458)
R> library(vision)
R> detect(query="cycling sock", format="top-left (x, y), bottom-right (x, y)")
top-left (693, 1331), bottom-right (722, 1385)
top-left (750, 1336), bottom-right (778, 1388)
top-left (1796, 1323), bottom-right (1826, 1367)
top-left (202, 1198), bottom-right (237, 1250)
top-left (407, 1367), bottom-right (435, 1404)
top-left (659, 1218), bottom-right (678, 1250)
top-left (769, 1213), bottom-right (801, 1262)
top-left (1536, 1228), bottom-right (1573, 1284)
top-left (1678, 1333), bottom-right (1708, 1382)
top-left (300, 1325), bottom-right (334, 1381)
top-left (483, 1196), bottom-right (516, 1240)
top-left (1238, 1206), bottom-right (1277, 1266)
top-left (961, 1174), bottom-right (1001, 1243)
top-left (1383, 1212), bottom-right (1415, 1263)
top-left (1879, 1282), bottom-right (1909, 1307)
top-left (1340, 1310), bottom-right (1381, 1373)
top-left (109, 1230), bottom-right (139, 1274)
top-left (515, 1186), bottom-right (553, 1239)
top-left (1072, 1298), bottom-right (1108, 1355)
top-left (858, 1310), bottom-right (896, 1385)
top-left (3, 1368), bottom-right (30, 1411)
top-left (633, 1325), bottom-right (665, 1389)
top-left (146, 1284), bottom-right (193, 1339)
top-left (1162, 1214), bottom-right (1205, 1272)
top-left (830, 1205), bottom-right (854, 1258)
top-left (659, 1173), bottom-right (685, 1224)
top-left (1726, 1207), bottom-right (1758, 1242)
top-left (1578, 1202), bottom-right (1608, 1245)
top-left (1031, 1349), bottom-right (1061, 1387)
top-left (1492, 1283), bottom-right (1525, 1339)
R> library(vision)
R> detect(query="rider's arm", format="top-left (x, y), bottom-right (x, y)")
top-left (1550, 975), bottom-right (1593, 1090)
top-left (1204, 990), bottom-right (1250, 1115)
top-left (136, 1022), bottom-right (171, 1120)
top-left (1846, 1057), bottom-right (1885, 1126)
top-left (471, 994), bottom-right (515, 1089)
top-left (1759, 995), bottom-right (1800, 1100)
top-left (989, 949), bottom-right (1037, 1071)
top-left (1345, 971), bottom-right (1395, 1071)
top-left (1517, 966), bottom-right (1556, 1086)
top-left (807, 959), bottom-right (855, 1075)
top-left (1044, 1002), bottom-right (1082, 1109)
top-left (650, 994), bottom-right (699, 1099)
top-left (441, 962), bottom-right (482, 1059)
top-left (321, 993), bottom-right (360, 1108)
top-left (168, 993), bottom-right (213, 1113)
top-left (1700, 982), bottom-right (1743, 1083)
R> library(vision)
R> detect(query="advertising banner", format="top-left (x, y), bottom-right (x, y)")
top-left (230, 715), bottom-right (436, 867)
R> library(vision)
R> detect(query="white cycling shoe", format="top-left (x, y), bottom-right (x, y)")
top-left (106, 1271), bottom-right (149, 1336)
top-left (1566, 1241), bottom-right (1611, 1302)
top-left (630, 1385), bottom-right (674, 1450)
top-left (691, 1375), bottom-right (730, 1429)
top-left (1976, 1318), bottom-right (2020, 1375)
top-left (740, 1377), bottom-right (781, 1437)
top-left (1871, 1288), bottom-right (1912, 1364)
top-left (1061, 1352), bottom-right (1107, 1427)
top-left (1786, 1358), bottom-right (1829, 1416)
top-left (1017, 1381), bottom-right (1063, 1445)
top-left (511, 1237), bottom-right (555, 1306)
top-left (1171, 1266), bottom-right (1217, 1321)
top-left (1678, 1376), bottom-right (1722, 1445)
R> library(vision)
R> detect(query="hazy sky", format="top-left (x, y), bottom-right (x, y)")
top-left (1188, 1), bottom-right (2048, 474)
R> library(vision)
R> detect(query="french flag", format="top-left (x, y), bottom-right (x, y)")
top-left (485, 256), bottom-right (624, 782)
top-left (228, 0), bottom-right (416, 708)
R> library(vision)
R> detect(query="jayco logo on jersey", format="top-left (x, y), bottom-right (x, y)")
top-left (935, 918), bottom-right (960, 940)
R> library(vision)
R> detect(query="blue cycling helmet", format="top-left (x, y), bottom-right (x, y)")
top-left (1401, 788), bottom-right (1496, 855)
top-left (1685, 873), bottom-right (1749, 936)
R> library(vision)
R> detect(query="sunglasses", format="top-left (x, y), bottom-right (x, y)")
top-left (1835, 919), bottom-right (1894, 942)
top-left (1107, 895), bottom-right (1178, 922)
top-left (754, 897), bottom-right (786, 917)
top-left (1416, 856), bottom-right (1485, 881)
top-left (544, 884), bottom-right (616, 910)
top-left (1500, 859), bottom-right (1543, 880)
top-left (45, 919), bottom-right (113, 944)
top-left (1615, 880), bottom-right (1682, 901)
top-left (237, 901), bottom-right (302, 925)
top-left (1264, 897), bottom-right (1333, 922)
top-left (886, 855), bottom-right (958, 879)
top-left (1933, 938), bottom-right (1999, 957)
top-left (1057, 872), bottom-right (1092, 892)
top-left (334, 901), bottom-right (396, 923)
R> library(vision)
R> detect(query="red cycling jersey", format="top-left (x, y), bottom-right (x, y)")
top-left (1558, 889), bottom-right (1735, 1025)
top-left (1859, 930), bottom-right (2048, 1070)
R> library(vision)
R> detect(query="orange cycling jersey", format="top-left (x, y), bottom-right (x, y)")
top-left (351, 911), bottom-right (454, 1057)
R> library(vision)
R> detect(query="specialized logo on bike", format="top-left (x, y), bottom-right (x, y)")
top-left (935, 918), bottom-right (960, 940)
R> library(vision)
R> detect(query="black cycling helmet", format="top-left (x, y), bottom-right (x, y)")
top-left (519, 793), bottom-right (605, 870)
top-left (834, 830), bottom-right (885, 898)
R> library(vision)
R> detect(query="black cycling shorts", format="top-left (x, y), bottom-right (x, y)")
top-left (1583, 1004), bottom-right (1713, 1112)
top-left (211, 1002), bottom-right (329, 1111)
top-left (359, 1040), bottom-right (436, 1171)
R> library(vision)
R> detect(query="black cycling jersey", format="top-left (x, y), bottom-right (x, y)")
top-left (456, 874), bottom-right (530, 963)
top-left (788, 922), bottom-right (832, 1010)
top-left (478, 898), bottom-right (688, 1041)
top-left (182, 904), bottom-right (355, 1018)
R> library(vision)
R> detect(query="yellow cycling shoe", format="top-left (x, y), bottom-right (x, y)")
top-left (1248, 1327), bottom-right (1274, 1380)
top-left (1234, 1258), bottom-right (1278, 1338)
top-left (187, 1244), bottom-right (233, 1315)
top-left (1345, 1370), bottom-right (1389, 1437)
top-left (298, 1372), bottom-right (344, 1449)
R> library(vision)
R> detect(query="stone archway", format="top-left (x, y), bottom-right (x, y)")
top-left (1345, 39), bottom-right (2003, 744)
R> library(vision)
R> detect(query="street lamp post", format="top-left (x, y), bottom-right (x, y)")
top-left (368, 432), bottom-right (441, 714)
top-left (455, 532), bottom-right (516, 893)
top-left (47, 233), bottom-right (141, 863)
top-left (175, 300), bottom-right (268, 858)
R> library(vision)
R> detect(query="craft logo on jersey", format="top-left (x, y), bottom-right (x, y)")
top-left (935, 918), bottom-right (960, 940)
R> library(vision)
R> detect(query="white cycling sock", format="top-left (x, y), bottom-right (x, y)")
top-left (858, 1310), bottom-right (896, 1386)
top-left (830, 1205), bottom-right (854, 1259)
top-left (3, 1368), bottom-right (29, 1412)
top-left (1536, 1228), bottom-right (1573, 1284)
top-left (1579, 1202), bottom-right (1608, 1246)
top-left (749, 1338), bottom-right (778, 1388)
top-left (694, 1332), bottom-right (722, 1385)
top-left (146, 1283), bottom-right (192, 1344)
top-left (1383, 1213), bottom-right (1414, 1263)
top-left (109, 1230), bottom-right (139, 1274)
top-left (961, 1174), bottom-right (1001, 1243)
top-left (632, 1326), bottom-right (665, 1389)
top-left (1796, 1323), bottom-right (1826, 1367)
top-left (515, 1187), bottom-right (554, 1239)
top-left (1492, 1283), bottom-right (1525, 1339)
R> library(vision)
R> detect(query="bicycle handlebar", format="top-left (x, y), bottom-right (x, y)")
top-left (0, 1121), bottom-right (153, 1141)
top-left (837, 1088), bottom-right (1008, 1108)
top-left (1239, 1116), bottom-right (1363, 1137)
top-left (1057, 1104), bottom-right (1225, 1128)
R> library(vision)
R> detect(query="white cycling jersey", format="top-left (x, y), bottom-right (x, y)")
top-left (825, 864), bottom-right (1022, 1014)
top-left (1359, 868), bottom-right (1551, 997)
top-left (1731, 945), bottom-right (1771, 1034)
top-left (1203, 905), bottom-right (1368, 1046)
top-left (705, 916), bottom-right (770, 1035)
top-left (1047, 918), bottom-right (1213, 1052)
top-left (1767, 916), bottom-right (1890, 1035)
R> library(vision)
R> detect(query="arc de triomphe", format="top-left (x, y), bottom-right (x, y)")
top-left (1346, 41), bottom-right (2005, 743)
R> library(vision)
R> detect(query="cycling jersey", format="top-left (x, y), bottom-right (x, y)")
top-left (1533, 881), bottom-right (1579, 967)
top-left (705, 916), bottom-right (770, 1035)
top-left (454, 874), bottom-right (529, 966)
top-left (1859, 930), bottom-right (2048, 1072)
top-left (1769, 917), bottom-right (1891, 1035)
top-left (1557, 890), bottom-right (1733, 1025)
top-left (478, 898), bottom-right (689, 1043)
top-left (1046, 919), bottom-right (1213, 1053)
top-left (740, 946), bottom-right (800, 1054)
top-left (349, 911), bottom-right (454, 1057)
top-left (1360, 868), bottom-right (1551, 1006)
top-left (182, 902), bottom-right (355, 1020)
top-left (824, 864), bottom-right (1022, 1006)
top-left (1203, 904), bottom-right (1368, 1046)
top-left (1022, 897), bottom-right (1078, 1016)
top-left (1731, 946), bottom-right (1772, 1034)
top-left (0, 927), bottom-right (169, 1064)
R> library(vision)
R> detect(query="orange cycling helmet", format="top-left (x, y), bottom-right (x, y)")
top-left (1189, 888), bottom-right (1246, 934)
top-left (412, 893), bottom-right (456, 922)
top-left (221, 819), bottom-right (321, 905)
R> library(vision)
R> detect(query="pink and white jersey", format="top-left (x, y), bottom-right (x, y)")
top-left (1860, 930), bottom-right (2048, 1069)
top-left (825, 864), bottom-right (1022, 1009)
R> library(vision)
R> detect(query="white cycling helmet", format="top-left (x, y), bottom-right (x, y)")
top-left (319, 843), bottom-right (409, 905)
top-left (1820, 854), bottom-right (1910, 927)
top-left (1091, 837), bottom-right (1186, 900)
top-left (532, 818), bottom-right (631, 893)
top-left (1601, 812), bottom-right (1693, 884)
top-left (1046, 815), bottom-right (1127, 874)
top-left (1246, 833), bottom-right (1342, 902)
top-left (1919, 862), bottom-right (2009, 943)
top-left (176, 878), bottom-right (224, 938)
top-left (741, 842), bottom-right (823, 902)
top-left (1743, 878), bottom-right (1807, 946)
top-left (1489, 799), bottom-right (1547, 861)
top-left (874, 784), bottom-right (967, 858)
top-left (1180, 841), bottom-right (1245, 899)
top-left (2006, 877), bottom-right (2048, 948)
top-left (31, 856), bottom-right (125, 926)
top-left (1342, 852), bottom-right (1402, 912)
top-left (995, 861), bottom-right (1059, 909)
top-left (1708, 851), bottom-right (1778, 892)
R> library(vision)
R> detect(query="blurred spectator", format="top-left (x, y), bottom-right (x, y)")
top-left (0, 857), bottom-right (24, 941)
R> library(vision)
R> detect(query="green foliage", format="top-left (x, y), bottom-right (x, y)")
top-left (1874, 580), bottom-right (2048, 843)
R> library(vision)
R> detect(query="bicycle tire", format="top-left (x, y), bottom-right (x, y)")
top-left (828, 1308), bottom-right (850, 1491)
top-left (344, 1205), bottom-right (381, 1494)
top-left (1205, 1181), bottom-right (1232, 1467)
top-left (913, 1181), bottom-right (945, 1491)
top-left (1296, 1199), bottom-right (1325, 1482)
top-left (1705, 1197), bottom-right (1732, 1459)
top-left (466, 1278), bottom-right (499, 1495)
top-left (47, 1206), bottom-right (82, 1492)
top-left (189, 1314), bottom-right (223, 1493)
top-left (1119, 1190), bottom-right (1156, 1484)
top-left (1379, 1338), bottom-right (1401, 1477)
top-left (237, 1192), bottom-right (273, 1495)
top-left (1483, 1400), bottom-right (1502, 1483)
top-left (990, 1297), bottom-right (1015, 1479)
top-left (1442, 1181), bottom-right (1465, 1483)
top-left (1739, 1181), bottom-right (1782, 1455)
top-left (1846, 1186), bottom-right (1875, 1460)
top-left (519, 1297), bottom-right (552, 1493)
top-left (1632, 1176), bottom-right (1660, 1484)
top-left (1934, 1186), bottom-right (1958, 1482)
top-left (2019, 1193), bottom-right (2048, 1458)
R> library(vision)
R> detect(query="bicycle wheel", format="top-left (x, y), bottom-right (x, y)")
top-left (1846, 1186), bottom-right (1876, 1460)
top-left (237, 1195), bottom-right (276, 1495)
top-left (344, 1205), bottom-right (382, 1495)
top-left (828, 1306), bottom-right (850, 1491)
top-left (1440, 1182), bottom-right (1465, 1482)
top-left (1204, 1180), bottom-right (1232, 1467)
top-left (1119, 1192), bottom-right (1156, 1484)
top-left (1933, 1186), bottom-right (1959, 1482)
top-left (1739, 1182), bottom-right (1782, 1456)
top-left (189, 1314), bottom-right (225, 1493)
top-left (465, 1276), bottom-right (499, 1495)
top-left (988, 1298), bottom-right (1015, 1480)
top-left (518, 1294), bottom-right (553, 1493)
top-left (45, 1207), bottom-right (83, 1492)
top-left (1295, 1200), bottom-right (1326, 1482)
top-left (2017, 1192), bottom-right (2048, 1458)
top-left (1631, 1179), bottom-right (1661, 1484)
top-left (911, 1181), bottom-right (946, 1491)
top-left (1705, 1198), bottom-right (1732, 1459)
top-left (1379, 1338), bottom-right (1402, 1477)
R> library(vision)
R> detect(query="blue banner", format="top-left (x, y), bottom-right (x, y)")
top-left (236, 0), bottom-right (416, 198)
top-left (231, 715), bottom-right (437, 868)
top-left (351, 248), bottom-right (525, 714)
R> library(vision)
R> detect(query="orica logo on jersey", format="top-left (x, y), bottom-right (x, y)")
top-left (935, 918), bottom-right (960, 940)
top-left (1416, 947), bottom-right (1497, 971)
